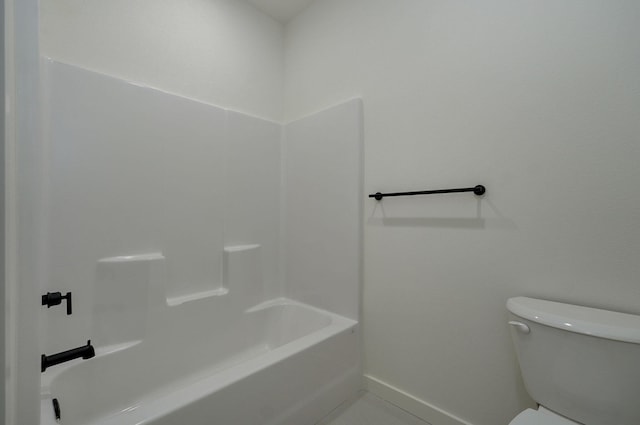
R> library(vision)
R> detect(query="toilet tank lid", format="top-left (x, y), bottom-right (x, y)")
top-left (507, 297), bottom-right (640, 344)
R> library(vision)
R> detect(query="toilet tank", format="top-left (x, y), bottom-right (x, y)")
top-left (507, 297), bottom-right (640, 425)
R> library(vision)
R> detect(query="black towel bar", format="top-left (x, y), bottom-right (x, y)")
top-left (369, 185), bottom-right (486, 201)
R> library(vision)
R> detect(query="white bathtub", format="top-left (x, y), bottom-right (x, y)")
top-left (41, 299), bottom-right (360, 425)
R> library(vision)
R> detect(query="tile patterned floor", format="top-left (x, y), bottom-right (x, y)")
top-left (317, 391), bottom-right (431, 425)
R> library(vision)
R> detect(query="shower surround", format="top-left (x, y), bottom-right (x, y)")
top-left (39, 60), bottom-right (363, 425)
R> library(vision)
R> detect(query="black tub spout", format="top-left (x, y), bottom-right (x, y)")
top-left (41, 340), bottom-right (95, 372)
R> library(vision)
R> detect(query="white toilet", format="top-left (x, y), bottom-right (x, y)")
top-left (507, 296), bottom-right (640, 425)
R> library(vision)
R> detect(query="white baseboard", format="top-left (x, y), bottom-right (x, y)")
top-left (363, 375), bottom-right (475, 425)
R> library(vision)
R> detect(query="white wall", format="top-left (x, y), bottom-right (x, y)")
top-left (285, 1), bottom-right (640, 424)
top-left (40, 0), bottom-right (285, 121)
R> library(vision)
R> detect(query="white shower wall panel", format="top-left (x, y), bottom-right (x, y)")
top-left (43, 60), bottom-right (283, 354)
top-left (225, 111), bottom-right (283, 300)
top-left (284, 99), bottom-right (363, 320)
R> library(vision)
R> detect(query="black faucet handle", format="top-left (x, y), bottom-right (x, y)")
top-left (41, 292), bottom-right (73, 315)
top-left (65, 292), bottom-right (72, 315)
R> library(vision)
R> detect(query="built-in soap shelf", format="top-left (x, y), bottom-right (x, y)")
top-left (94, 245), bottom-right (263, 334)
top-left (164, 244), bottom-right (261, 306)
top-left (223, 244), bottom-right (261, 254)
top-left (166, 288), bottom-right (229, 307)
top-left (96, 245), bottom-right (262, 305)
top-left (94, 253), bottom-right (166, 349)
top-left (98, 253), bottom-right (166, 264)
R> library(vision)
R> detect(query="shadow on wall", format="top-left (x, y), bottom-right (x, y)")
top-left (367, 196), bottom-right (516, 230)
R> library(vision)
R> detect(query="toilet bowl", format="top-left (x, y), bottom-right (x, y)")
top-left (507, 296), bottom-right (640, 425)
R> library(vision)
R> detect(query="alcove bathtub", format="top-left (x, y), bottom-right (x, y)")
top-left (41, 298), bottom-right (359, 425)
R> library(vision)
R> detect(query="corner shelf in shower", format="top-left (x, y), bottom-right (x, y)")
top-left (165, 244), bottom-right (261, 307)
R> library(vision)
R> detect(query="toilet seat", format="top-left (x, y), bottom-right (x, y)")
top-left (509, 407), bottom-right (579, 425)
